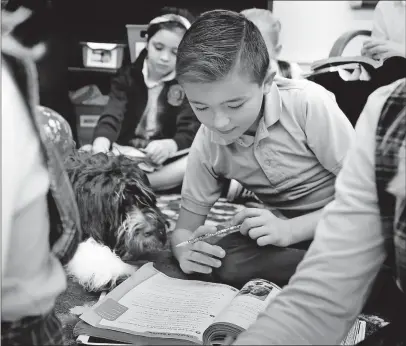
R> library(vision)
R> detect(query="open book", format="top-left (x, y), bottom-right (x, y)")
top-left (78, 263), bottom-right (365, 345)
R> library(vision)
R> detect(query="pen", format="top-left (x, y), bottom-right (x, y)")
top-left (175, 224), bottom-right (242, 248)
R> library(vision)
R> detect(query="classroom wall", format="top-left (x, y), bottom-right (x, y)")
top-left (273, 0), bottom-right (374, 66)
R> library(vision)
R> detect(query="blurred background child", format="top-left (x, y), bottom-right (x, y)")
top-left (361, 0), bottom-right (406, 60)
top-left (241, 8), bottom-right (303, 80)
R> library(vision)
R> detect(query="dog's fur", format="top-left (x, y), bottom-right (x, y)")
top-left (64, 151), bottom-right (168, 291)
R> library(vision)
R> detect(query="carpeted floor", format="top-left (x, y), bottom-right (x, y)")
top-left (55, 194), bottom-right (390, 345)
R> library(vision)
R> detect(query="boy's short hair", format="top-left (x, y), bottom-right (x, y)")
top-left (240, 8), bottom-right (281, 49)
top-left (176, 10), bottom-right (270, 85)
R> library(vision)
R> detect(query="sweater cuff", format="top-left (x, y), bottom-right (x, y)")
top-left (93, 125), bottom-right (117, 144)
top-left (173, 134), bottom-right (188, 151)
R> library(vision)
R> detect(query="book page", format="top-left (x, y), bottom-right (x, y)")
top-left (212, 279), bottom-right (281, 331)
top-left (98, 272), bottom-right (239, 342)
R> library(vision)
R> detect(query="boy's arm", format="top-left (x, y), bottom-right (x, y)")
top-left (170, 127), bottom-right (225, 258)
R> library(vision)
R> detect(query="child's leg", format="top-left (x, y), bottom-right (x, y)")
top-left (147, 155), bottom-right (188, 191)
top-left (212, 232), bottom-right (309, 289)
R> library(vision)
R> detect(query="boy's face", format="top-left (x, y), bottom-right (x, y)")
top-left (183, 69), bottom-right (274, 141)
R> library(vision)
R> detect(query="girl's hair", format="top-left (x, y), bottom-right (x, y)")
top-left (176, 10), bottom-right (270, 86)
top-left (146, 7), bottom-right (195, 43)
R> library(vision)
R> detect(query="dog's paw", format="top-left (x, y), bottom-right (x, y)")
top-left (65, 238), bottom-right (139, 292)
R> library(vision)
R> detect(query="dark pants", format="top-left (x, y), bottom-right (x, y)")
top-left (1, 310), bottom-right (64, 346)
top-left (211, 232), bottom-right (311, 289)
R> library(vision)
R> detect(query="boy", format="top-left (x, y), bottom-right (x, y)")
top-left (170, 10), bottom-right (355, 288)
top-left (240, 7), bottom-right (303, 80)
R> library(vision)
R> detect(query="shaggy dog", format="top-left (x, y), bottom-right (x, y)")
top-left (64, 151), bottom-right (168, 292)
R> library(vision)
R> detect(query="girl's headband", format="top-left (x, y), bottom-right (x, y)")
top-left (149, 14), bottom-right (191, 30)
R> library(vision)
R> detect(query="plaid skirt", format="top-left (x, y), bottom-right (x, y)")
top-left (1, 310), bottom-right (64, 346)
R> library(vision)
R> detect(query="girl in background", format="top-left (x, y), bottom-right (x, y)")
top-left (90, 7), bottom-right (200, 192)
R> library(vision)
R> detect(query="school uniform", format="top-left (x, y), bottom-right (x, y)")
top-left (181, 77), bottom-right (355, 288)
top-left (93, 49), bottom-right (200, 150)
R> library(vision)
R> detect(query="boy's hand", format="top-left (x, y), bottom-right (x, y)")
top-left (178, 225), bottom-right (226, 275)
top-left (231, 208), bottom-right (292, 247)
top-left (144, 139), bottom-right (178, 165)
top-left (361, 39), bottom-right (405, 60)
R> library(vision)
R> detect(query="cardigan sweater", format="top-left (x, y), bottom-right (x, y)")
top-left (93, 49), bottom-right (200, 150)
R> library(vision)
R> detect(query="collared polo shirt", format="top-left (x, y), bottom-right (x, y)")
top-left (181, 77), bottom-right (355, 217)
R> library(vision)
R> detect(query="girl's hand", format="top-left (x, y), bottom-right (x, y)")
top-left (231, 208), bottom-right (292, 247)
top-left (144, 139), bottom-right (178, 165)
top-left (92, 137), bottom-right (111, 154)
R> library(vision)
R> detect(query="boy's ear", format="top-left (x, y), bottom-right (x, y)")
top-left (263, 70), bottom-right (276, 94)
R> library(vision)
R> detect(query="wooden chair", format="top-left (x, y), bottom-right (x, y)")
top-left (329, 29), bottom-right (372, 57)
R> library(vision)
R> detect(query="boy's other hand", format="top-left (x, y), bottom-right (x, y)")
top-left (178, 225), bottom-right (226, 275)
top-left (361, 39), bottom-right (406, 60)
top-left (231, 208), bottom-right (292, 247)
top-left (144, 139), bottom-right (178, 165)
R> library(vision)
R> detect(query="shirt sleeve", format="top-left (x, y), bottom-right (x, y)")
top-left (234, 83), bottom-right (399, 345)
top-left (181, 126), bottom-right (224, 216)
top-left (371, 1), bottom-right (389, 40)
top-left (93, 65), bottom-right (132, 143)
top-left (303, 82), bottom-right (355, 174)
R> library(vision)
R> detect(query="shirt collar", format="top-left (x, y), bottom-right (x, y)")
top-left (210, 82), bottom-right (282, 145)
top-left (142, 59), bottom-right (176, 88)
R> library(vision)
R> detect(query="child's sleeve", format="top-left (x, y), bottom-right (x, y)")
top-left (303, 83), bottom-right (355, 175)
top-left (234, 83), bottom-right (387, 346)
top-left (92, 65), bottom-right (132, 143)
top-left (181, 126), bottom-right (225, 216)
